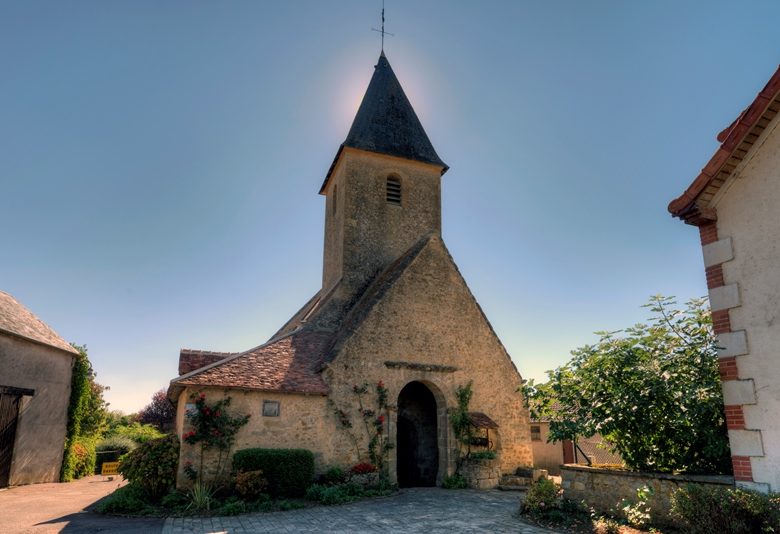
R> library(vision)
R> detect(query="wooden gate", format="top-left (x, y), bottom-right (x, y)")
top-left (0, 386), bottom-right (34, 488)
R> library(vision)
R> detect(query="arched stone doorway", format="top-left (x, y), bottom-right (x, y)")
top-left (396, 381), bottom-right (439, 487)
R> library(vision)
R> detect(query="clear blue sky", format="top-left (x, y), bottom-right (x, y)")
top-left (2, 1), bottom-right (779, 413)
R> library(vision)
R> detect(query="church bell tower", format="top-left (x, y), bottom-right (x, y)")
top-left (319, 52), bottom-right (449, 298)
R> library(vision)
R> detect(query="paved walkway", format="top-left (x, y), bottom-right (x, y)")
top-left (1, 477), bottom-right (556, 533)
top-left (0, 475), bottom-right (162, 533)
top-left (163, 488), bottom-right (555, 533)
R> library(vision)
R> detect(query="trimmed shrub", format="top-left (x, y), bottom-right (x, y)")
top-left (95, 435), bottom-right (137, 473)
top-left (62, 437), bottom-right (96, 481)
top-left (671, 484), bottom-right (780, 533)
top-left (232, 448), bottom-right (314, 498)
top-left (119, 434), bottom-right (179, 500)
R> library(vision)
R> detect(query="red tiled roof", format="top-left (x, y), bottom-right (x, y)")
top-left (172, 330), bottom-right (331, 395)
top-left (0, 291), bottom-right (78, 355)
top-left (669, 65), bottom-right (780, 223)
top-left (178, 349), bottom-right (237, 375)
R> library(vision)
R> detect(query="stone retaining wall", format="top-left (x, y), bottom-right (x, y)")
top-left (560, 465), bottom-right (734, 525)
top-left (461, 458), bottom-right (500, 489)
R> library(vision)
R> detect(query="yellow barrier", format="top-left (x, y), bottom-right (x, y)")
top-left (101, 461), bottom-right (120, 476)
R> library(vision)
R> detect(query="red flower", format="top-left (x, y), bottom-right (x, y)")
top-left (377, 380), bottom-right (384, 388)
top-left (377, 415), bottom-right (385, 424)
top-left (351, 462), bottom-right (377, 475)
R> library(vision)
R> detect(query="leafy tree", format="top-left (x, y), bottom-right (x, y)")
top-left (137, 389), bottom-right (175, 432)
top-left (522, 296), bottom-right (731, 474)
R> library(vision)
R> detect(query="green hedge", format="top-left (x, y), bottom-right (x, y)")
top-left (232, 448), bottom-right (314, 497)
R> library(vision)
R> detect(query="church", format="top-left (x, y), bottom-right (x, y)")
top-left (168, 51), bottom-right (532, 488)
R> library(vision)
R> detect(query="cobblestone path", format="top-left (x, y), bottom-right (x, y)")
top-left (163, 488), bottom-right (557, 533)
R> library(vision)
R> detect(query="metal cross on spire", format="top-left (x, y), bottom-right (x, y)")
top-left (371, 0), bottom-right (394, 52)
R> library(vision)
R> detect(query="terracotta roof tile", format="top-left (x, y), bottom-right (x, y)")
top-left (173, 330), bottom-right (331, 395)
top-left (178, 349), bottom-right (237, 375)
top-left (468, 412), bottom-right (499, 429)
top-left (669, 65), bottom-right (780, 222)
top-left (0, 291), bottom-right (78, 355)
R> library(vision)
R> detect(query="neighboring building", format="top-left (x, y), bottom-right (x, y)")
top-left (169, 52), bottom-right (533, 487)
top-left (531, 420), bottom-right (622, 475)
top-left (0, 291), bottom-right (78, 487)
top-left (669, 65), bottom-right (780, 493)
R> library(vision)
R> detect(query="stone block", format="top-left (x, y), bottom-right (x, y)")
top-left (573, 481), bottom-right (586, 491)
top-left (736, 480), bottom-right (770, 494)
top-left (722, 379), bottom-right (757, 405)
top-left (709, 284), bottom-right (740, 311)
top-left (717, 331), bottom-right (748, 358)
top-left (702, 238), bottom-right (734, 268)
top-left (728, 429), bottom-right (764, 457)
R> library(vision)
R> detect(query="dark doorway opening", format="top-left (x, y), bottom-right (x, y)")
top-left (0, 391), bottom-right (22, 488)
top-left (397, 381), bottom-right (438, 487)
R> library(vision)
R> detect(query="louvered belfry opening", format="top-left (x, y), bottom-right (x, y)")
top-left (386, 176), bottom-right (401, 205)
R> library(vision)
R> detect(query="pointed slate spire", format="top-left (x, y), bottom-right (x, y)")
top-left (344, 52), bottom-right (447, 171)
top-left (320, 52), bottom-right (448, 192)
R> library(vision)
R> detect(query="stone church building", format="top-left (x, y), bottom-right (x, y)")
top-left (169, 52), bottom-right (532, 487)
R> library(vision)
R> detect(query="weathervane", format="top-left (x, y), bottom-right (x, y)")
top-left (371, 0), bottom-right (394, 52)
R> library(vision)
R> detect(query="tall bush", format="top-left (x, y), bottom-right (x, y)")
top-left (671, 484), bottom-right (780, 533)
top-left (61, 344), bottom-right (108, 481)
top-left (523, 296), bottom-right (731, 474)
top-left (118, 434), bottom-right (179, 500)
top-left (232, 448), bottom-right (314, 497)
top-left (61, 437), bottom-right (96, 480)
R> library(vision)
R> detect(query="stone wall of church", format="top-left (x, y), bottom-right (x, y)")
top-left (324, 235), bottom-right (533, 485)
top-left (174, 387), bottom-right (355, 488)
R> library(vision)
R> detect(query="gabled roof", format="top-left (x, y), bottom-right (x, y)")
top-left (0, 291), bottom-right (78, 355)
top-left (321, 233), bottom-right (522, 377)
top-left (669, 65), bottom-right (780, 225)
top-left (321, 52), bottom-right (448, 193)
top-left (170, 330), bottom-right (331, 397)
top-left (468, 412), bottom-right (499, 429)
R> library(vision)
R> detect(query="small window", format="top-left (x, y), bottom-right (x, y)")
top-left (530, 425), bottom-right (541, 442)
top-left (386, 176), bottom-right (401, 205)
top-left (332, 184), bottom-right (338, 215)
top-left (263, 400), bottom-right (280, 417)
